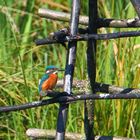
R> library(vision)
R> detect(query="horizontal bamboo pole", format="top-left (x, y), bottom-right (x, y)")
top-left (1, 80), bottom-right (140, 113)
top-left (26, 128), bottom-right (137, 140)
top-left (95, 82), bottom-right (140, 94)
top-left (26, 129), bottom-right (83, 140)
top-left (57, 80), bottom-right (140, 94)
top-left (1, 91), bottom-right (140, 113)
top-left (35, 30), bottom-right (140, 45)
top-left (38, 8), bottom-right (140, 28)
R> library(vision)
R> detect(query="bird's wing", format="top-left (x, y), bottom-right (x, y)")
top-left (38, 74), bottom-right (49, 93)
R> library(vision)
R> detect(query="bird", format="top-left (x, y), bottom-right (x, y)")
top-left (38, 65), bottom-right (64, 98)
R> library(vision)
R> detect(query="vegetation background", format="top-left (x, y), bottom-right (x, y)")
top-left (0, 0), bottom-right (140, 139)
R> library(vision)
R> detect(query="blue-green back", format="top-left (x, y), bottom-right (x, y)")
top-left (38, 74), bottom-right (49, 93)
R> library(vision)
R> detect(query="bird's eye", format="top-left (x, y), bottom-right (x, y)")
top-left (52, 68), bottom-right (57, 70)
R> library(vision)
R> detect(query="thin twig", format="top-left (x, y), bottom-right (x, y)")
top-left (38, 8), bottom-right (140, 28)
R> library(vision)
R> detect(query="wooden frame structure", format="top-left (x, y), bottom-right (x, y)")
top-left (1, 0), bottom-right (140, 140)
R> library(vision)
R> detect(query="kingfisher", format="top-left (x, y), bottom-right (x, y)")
top-left (38, 65), bottom-right (64, 98)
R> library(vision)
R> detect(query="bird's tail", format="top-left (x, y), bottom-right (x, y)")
top-left (39, 90), bottom-right (47, 100)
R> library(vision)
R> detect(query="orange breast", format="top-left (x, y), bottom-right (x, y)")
top-left (42, 74), bottom-right (58, 91)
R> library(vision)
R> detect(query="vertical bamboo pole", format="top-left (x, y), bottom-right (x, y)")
top-left (130, 0), bottom-right (140, 18)
top-left (84, 0), bottom-right (98, 139)
top-left (55, 0), bottom-right (80, 140)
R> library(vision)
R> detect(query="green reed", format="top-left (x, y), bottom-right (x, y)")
top-left (0, 0), bottom-right (140, 139)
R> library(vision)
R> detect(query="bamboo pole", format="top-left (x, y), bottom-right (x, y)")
top-left (2, 92), bottom-right (140, 113)
top-left (26, 128), bottom-right (138, 140)
top-left (84, 0), bottom-right (97, 139)
top-left (26, 129), bottom-right (83, 140)
top-left (130, 0), bottom-right (140, 18)
top-left (55, 0), bottom-right (80, 140)
top-left (38, 8), bottom-right (87, 25)
top-left (57, 80), bottom-right (140, 94)
top-left (94, 82), bottom-right (140, 94)
top-left (38, 8), bottom-right (140, 28)
top-left (35, 30), bottom-right (140, 45)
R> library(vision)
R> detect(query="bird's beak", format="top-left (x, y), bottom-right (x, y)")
top-left (53, 69), bottom-right (65, 74)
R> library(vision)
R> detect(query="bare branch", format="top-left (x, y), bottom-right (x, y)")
top-left (38, 8), bottom-right (140, 28)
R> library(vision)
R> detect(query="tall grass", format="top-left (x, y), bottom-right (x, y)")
top-left (0, 0), bottom-right (140, 139)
